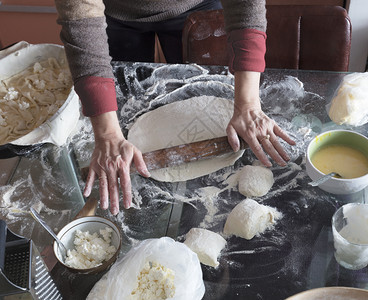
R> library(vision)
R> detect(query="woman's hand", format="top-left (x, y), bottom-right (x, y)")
top-left (83, 112), bottom-right (150, 215)
top-left (227, 71), bottom-right (295, 166)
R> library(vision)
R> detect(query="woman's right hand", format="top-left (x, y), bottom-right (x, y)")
top-left (83, 112), bottom-right (150, 215)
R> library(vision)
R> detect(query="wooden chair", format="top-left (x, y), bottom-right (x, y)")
top-left (182, 6), bottom-right (352, 71)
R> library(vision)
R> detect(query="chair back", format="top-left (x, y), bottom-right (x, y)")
top-left (182, 6), bottom-right (352, 71)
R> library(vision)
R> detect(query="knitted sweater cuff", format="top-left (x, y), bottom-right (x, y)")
top-left (227, 28), bottom-right (266, 73)
top-left (74, 76), bottom-right (118, 117)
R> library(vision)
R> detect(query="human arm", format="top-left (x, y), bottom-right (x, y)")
top-left (221, 0), bottom-right (295, 166)
top-left (227, 71), bottom-right (295, 167)
top-left (54, 0), bottom-right (149, 214)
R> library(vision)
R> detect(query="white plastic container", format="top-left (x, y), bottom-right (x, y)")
top-left (0, 41), bottom-right (80, 147)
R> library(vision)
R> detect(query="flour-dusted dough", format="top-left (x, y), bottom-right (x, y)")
top-left (238, 165), bottom-right (274, 197)
top-left (0, 58), bottom-right (72, 145)
top-left (184, 228), bottom-right (226, 268)
top-left (328, 72), bottom-right (368, 126)
top-left (128, 96), bottom-right (244, 182)
top-left (224, 199), bottom-right (282, 240)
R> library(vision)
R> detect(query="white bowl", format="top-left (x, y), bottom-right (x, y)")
top-left (53, 216), bottom-right (122, 274)
top-left (306, 130), bottom-right (368, 194)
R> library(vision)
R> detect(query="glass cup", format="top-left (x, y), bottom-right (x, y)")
top-left (332, 203), bottom-right (368, 270)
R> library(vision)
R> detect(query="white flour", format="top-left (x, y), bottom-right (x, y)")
top-left (0, 63), bottom-right (341, 286)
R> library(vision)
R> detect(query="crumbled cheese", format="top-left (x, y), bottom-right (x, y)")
top-left (3, 87), bottom-right (19, 101)
top-left (34, 79), bottom-right (46, 90)
top-left (18, 101), bottom-right (30, 111)
top-left (33, 62), bottom-right (44, 73)
top-left (64, 227), bottom-right (116, 269)
top-left (130, 261), bottom-right (176, 300)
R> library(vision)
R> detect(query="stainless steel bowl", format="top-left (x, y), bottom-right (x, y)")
top-left (53, 216), bottom-right (122, 274)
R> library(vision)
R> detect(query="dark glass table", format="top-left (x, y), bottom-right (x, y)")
top-left (1, 62), bottom-right (367, 299)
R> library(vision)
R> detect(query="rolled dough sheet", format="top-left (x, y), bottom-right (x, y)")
top-left (127, 96), bottom-right (244, 182)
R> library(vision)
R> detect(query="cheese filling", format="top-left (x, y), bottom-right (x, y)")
top-left (131, 261), bottom-right (176, 300)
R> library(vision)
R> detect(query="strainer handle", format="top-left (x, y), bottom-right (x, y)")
top-left (29, 207), bottom-right (67, 260)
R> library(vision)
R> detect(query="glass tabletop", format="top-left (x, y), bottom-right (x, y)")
top-left (1, 62), bottom-right (367, 299)
top-left (111, 62), bottom-right (368, 299)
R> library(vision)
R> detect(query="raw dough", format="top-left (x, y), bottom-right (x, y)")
top-left (0, 58), bottom-right (72, 145)
top-left (223, 199), bottom-right (282, 240)
top-left (328, 72), bottom-right (368, 126)
top-left (184, 228), bottom-right (226, 268)
top-left (128, 96), bottom-right (244, 182)
top-left (238, 165), bottom-right (274, 197)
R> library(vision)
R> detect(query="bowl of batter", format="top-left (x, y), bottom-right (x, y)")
top-left (306, 129), bottom-right (368, 194)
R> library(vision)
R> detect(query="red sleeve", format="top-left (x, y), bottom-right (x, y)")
top-left (227, 28), bottom-right (267, 74)
top-left (74, 76), bottom-right (118, 117)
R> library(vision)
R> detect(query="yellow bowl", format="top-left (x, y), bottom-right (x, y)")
top-left (306, 130), bottom-right (368, 194)
top-left (53, 216), bottom-right (122, 274)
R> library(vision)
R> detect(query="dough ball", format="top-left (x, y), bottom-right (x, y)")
top-left (223, 199), bottom-right (282, 240)
top-left (238, 165), bottom-right (274, 197)
top-left (328, 72), bottom-right (368, 126)
top-left (184, 228), bottom-right (226, 268)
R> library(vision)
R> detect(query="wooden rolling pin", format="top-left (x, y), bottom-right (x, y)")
top-left (81, 136), bottom-right (248, 177)
top-left (141, 136), bottom-right (248, 171)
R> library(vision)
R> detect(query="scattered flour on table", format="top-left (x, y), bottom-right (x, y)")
top-left (92, 65), bottom-right (333, 282)
top-left (0, 177), bottom-right (69, 219)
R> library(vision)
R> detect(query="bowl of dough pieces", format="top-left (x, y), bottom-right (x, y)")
top-left (306, 129), bottom-right (368, 194)
top-left (53, 216), bottom-right (122, 274)
top-left (0, 41), bottom-right (80, 154)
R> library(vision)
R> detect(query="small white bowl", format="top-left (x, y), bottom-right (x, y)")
top-left (306, 130), bottom-right (368, 194)
top-left (53, 216), bottom-right (122, 274)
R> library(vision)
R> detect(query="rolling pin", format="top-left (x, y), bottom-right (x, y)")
top-left (141, 135), bottom-right (248, 171)
top-left (81, 136), bottom-right (248, 177)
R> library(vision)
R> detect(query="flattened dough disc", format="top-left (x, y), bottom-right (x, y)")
top-left (128, 96), bottom-right (244, 182)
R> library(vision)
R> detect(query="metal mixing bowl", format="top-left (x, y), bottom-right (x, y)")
top-left (53, 216), bottom-right (122, 274)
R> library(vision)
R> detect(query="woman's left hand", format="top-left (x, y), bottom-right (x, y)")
top-left (227, 71), bottom-right (295, 166)
top-left (227, 104), bottom-right (295, 167)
